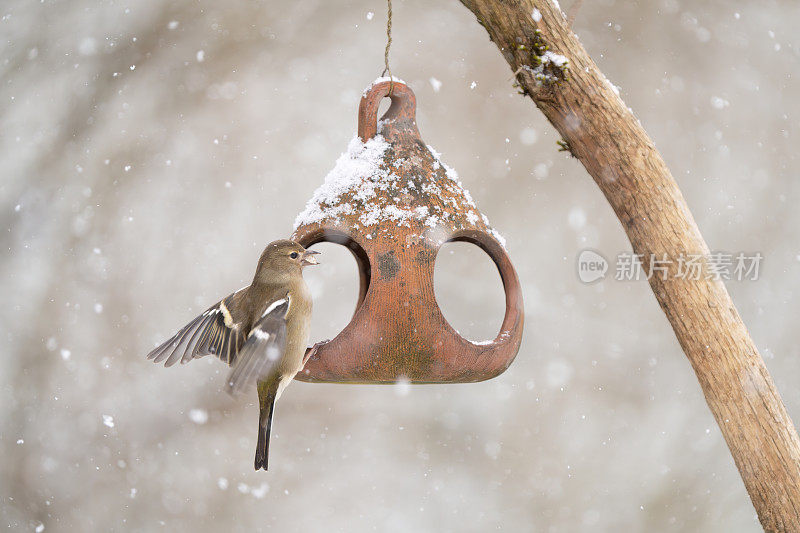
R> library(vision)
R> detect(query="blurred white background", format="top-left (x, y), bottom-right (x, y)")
top-left (2, 0), bottom-right (799, 531)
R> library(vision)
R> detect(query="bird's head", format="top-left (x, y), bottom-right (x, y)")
top-left (254, 239), bottom-right (320, 284)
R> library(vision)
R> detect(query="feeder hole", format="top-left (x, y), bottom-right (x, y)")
top-left (304, 241), bottom-right (362, 347)
top-left (433, 240), bottom-right (505, 343)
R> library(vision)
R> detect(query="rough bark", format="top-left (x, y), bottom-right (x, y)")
top-left (457, 0), bottom-right (800, 529)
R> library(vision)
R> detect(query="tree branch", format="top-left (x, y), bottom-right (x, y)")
top-left (458, 0), bottom-right (800, 529)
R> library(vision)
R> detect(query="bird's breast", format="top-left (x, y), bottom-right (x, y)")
top-left (280, 280), bottom-right (312, 377)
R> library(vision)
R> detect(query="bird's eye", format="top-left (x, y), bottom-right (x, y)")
top-left (289, 252), bottom-right (299, 259)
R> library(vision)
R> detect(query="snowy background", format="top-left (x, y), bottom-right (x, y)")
top-left (2, 0), bottom-right (799, 531)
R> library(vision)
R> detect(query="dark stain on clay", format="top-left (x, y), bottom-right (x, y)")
top-left (377, 251), bottom-right (400, 280)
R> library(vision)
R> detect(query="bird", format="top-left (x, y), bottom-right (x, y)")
top-left (145, 239), bottom-right (320, 470)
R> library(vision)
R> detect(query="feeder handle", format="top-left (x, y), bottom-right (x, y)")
top-left (358, 80), bottom-right (419, 142)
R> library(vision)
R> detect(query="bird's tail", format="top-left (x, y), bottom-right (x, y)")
top-left (254, 392), bottom-right (276, 471)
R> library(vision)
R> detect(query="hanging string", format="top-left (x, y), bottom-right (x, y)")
top-left (380, 0), bottom-right (393, 95)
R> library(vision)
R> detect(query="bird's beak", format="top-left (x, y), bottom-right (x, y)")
top-left (301, 249), bottom-right (320, 266)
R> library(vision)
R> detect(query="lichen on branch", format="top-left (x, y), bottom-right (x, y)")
top-left (516, 29), bottom-right (569, 87)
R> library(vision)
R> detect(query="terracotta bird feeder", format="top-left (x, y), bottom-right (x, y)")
top-left (291, 79), bottom-right (524, 383)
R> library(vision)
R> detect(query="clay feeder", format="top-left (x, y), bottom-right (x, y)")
top-left (292, 79), bottom-right (524, 384)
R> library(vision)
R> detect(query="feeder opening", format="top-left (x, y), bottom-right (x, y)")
top-left (434, 239), bottom-right (505, 343)
top-left (304, 241), bottom-right (363, 347)
top-left (298, 228), bottom-right (371, 338)
top-left (446, 229), bottom-right (523, 349)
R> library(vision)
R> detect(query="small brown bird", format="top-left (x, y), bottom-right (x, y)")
top-left (146, 239), bottom-right (319, 470)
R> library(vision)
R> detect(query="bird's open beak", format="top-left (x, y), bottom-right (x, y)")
top-left (301, 249), bottom-right (320, 266)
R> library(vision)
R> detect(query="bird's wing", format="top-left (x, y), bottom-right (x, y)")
top-left (224, 297), bottom-right (289, 395)
top-left (145, 290), bottom-right (247, 368)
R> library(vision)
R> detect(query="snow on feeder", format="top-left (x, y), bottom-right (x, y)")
top-left (292, 79), bottom-right (524, 383)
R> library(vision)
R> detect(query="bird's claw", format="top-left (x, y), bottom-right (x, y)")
top-left (303, 340), bottom-right (329, 365)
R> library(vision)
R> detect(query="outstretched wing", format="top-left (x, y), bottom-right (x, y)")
top-left (146, 290), bottom-right (246, 368)
top-left (225, 298), bottom-right (289, 395)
